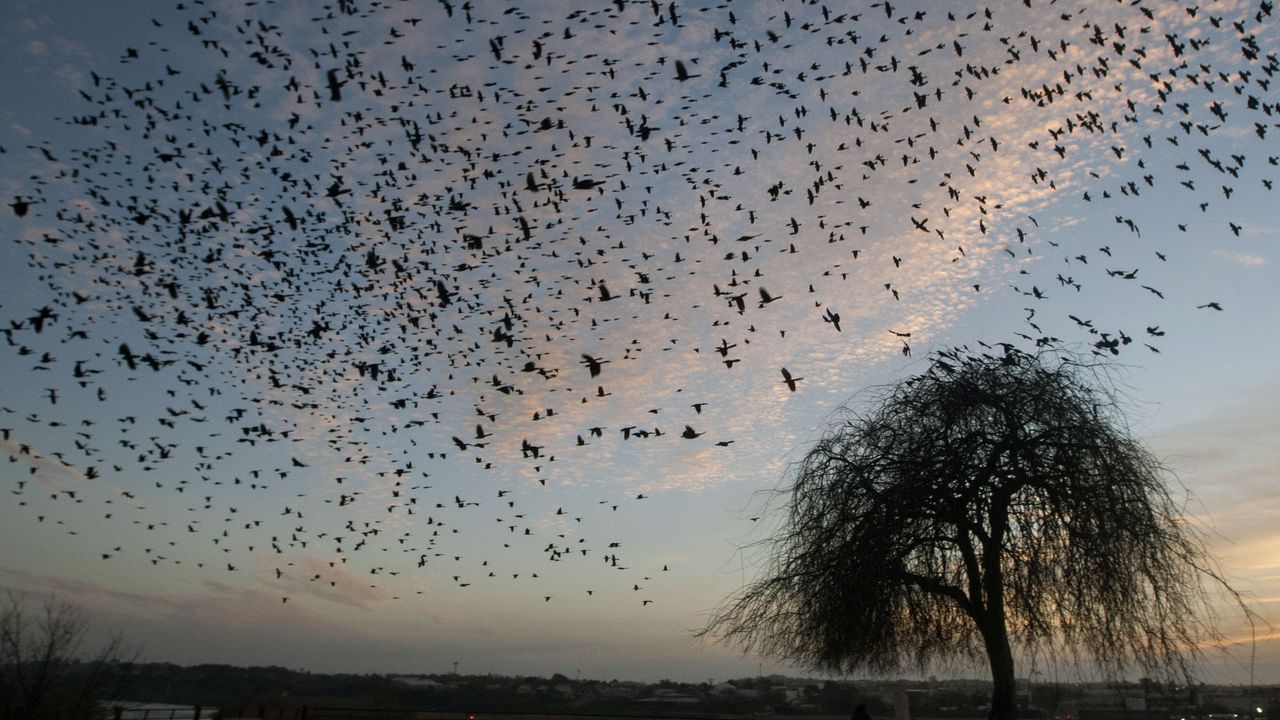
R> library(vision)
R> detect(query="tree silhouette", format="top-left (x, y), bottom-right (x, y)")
top-left (705, 347), bottom-right (1238, 720)
top-left (0, 591), bottom-right (136, 719)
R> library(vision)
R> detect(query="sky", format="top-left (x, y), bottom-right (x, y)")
top-left (0, 0), bottom-right (1278, 686)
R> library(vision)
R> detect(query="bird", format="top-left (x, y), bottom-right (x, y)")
top-left (0, 0), bottom-right (1267, 626)
top-left (781, 368), bottom-right (802, 392)
top-left (673, 60), bottom-right (699, 82)
top-left (822, 308), bottom-right (841, 332)
top-left (578, 354), bottom-right (607, 378)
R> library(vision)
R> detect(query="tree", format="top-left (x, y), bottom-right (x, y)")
top-left (704, 347), bottom-right (1237, 720)
top-left (0, 590), bottom-right (136, 719)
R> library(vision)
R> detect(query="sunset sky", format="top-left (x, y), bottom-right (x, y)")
top-left (1, 0), bottom-right (1277, 685)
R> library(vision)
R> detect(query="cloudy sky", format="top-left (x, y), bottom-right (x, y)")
top-left (1, 0), bottom-right (1277, 685)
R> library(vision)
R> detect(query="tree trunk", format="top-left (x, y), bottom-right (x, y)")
top-left (983, 619), bottom-right (1019, 720)
top-left (982, 495), bottom-right (1017, 720)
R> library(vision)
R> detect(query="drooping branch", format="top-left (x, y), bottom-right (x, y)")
top-left (703, 347), bottom-right (1244, 720)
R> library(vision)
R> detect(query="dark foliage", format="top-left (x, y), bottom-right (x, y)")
top-left (705, 347), bottom-right (1240, 720)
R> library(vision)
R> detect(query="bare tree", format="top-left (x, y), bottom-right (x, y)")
top-left (704, 347), bottom-right (1240, 720)
top-left (0, 590), bottom-right (136, 719)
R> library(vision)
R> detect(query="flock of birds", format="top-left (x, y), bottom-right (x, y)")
top-left (1, 0), bottom-right (1276, 612)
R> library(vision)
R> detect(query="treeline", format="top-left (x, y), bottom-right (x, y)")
top-left (113, 664), bottom-right (888, 715)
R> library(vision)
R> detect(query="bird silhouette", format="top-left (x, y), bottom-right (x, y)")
top-left (0, 0), bottom-right (1267, 619)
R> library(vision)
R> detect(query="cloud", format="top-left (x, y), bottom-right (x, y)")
top-left (2, 438), bottom-right (89, 490)
top-left (1212, 249), bottom-right (1266, 266)
top-left (263, 553), bottom-right (397, 609)
top-left (1143, 385), bottom-right (1280, 658)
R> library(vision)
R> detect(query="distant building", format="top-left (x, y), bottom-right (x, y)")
top-left (710, 682), bottom-right (763, 699)
top-left (390, 675), bottom-right (446, 688)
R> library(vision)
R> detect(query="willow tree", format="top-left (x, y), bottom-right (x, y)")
top-left (705, 347), bottom-right (1235, 720)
